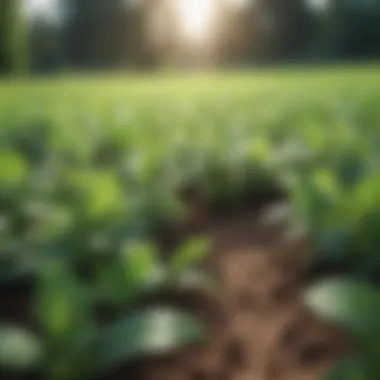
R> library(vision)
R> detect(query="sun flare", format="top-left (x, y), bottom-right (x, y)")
top-left (174, 0), bottom-right (217, 43)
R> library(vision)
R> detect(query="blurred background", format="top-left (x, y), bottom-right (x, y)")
top-left (2, 0), bottom-right (380, 74)
top-left (2, 2), bottom-right (380, 380)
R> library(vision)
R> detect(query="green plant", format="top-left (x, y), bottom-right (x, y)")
top-left (305, 277), bottom-right (380, 380)
top-left (19, 235), bottom-right (211, 379)
top-left (0, 325), bottom-right (43, 372)
top-left (1, 68), bottom-right (380, 378)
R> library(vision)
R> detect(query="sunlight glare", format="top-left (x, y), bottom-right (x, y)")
top-left (27, 0), bottom-right (52, 14)
top-left (174, 0), bottom-right (217, 43)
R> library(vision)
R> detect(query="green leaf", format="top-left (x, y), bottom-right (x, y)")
top-left (34, 262), bottom-right (91, 341)
top-left (323, 357), bottom-right (368, 380)
top-left (0, 325), bottom-right (44, 371)
top-left (350, 174), bottom-right (380, 217)
top-left (45, 328), bottom-right (98, 380)
top-left (176, 269), bottom-right (216, 291)
top-left (0, 150), bottom-right (29, 186)
top-left (317, 228), bottom-right (351, 262)
top-left (334, 150), bottom-right (367, 189)
top-left (307, 279), bottom-right (380, 380)
top-left (122, 241), bottom-right (158, 287)
top-left (96, 243), bottom-right (160, 307)
top-left (70, 170), bottom-right (124, 220)
top-left (95, 307), bottom-right (205, 371)
top-left (250, 137), bottom-right (272, 160)
top-left (312, 168), bottom-right (341, 198)
top-left (304, 277), bottom-right (380, 340)
top-left (170, 236), bottom-right (210, 274)
top-left (87, 173), bottom-right (123, 219)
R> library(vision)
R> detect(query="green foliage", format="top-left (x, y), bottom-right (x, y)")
top-left (29, 247), bottom-right (207, 379)
top-left (324, 357), bottom-right (368, 380)
top-left (0, 325), bottom-right (44, 371)
top-left (0, 0), bottom-right (28, 74)
top-left (34, 307), bottom-right (204, 379)
top-left (95, 236), bottom-right (211, 308)
top-left (34, 262), bottom-right (93, 342)
top-left (306, 278), bottom-right (380, 379)
top-left (0, 150), bottom-right (29, 186)
top-left (121, 241), bottom-right (158, 287)
top-left (305, 278), bottom-right (380, 338)
top-left (170, 236), bottom-right (210, 274)
top-left (63, 0), bottom-right (148, 69)
top-left (0, 70), bottom-right (380, 377)
top-left (95, 307), bottom-right (205, 372)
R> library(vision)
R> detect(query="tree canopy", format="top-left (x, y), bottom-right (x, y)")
top-left (2, 0), bottom-right (380, 74)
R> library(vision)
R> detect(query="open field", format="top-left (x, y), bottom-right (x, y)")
top-left (1, 66), bottom-right (380, 380)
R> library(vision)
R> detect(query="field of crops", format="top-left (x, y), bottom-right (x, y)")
top-left (1, 67), bottom-right (380, 379)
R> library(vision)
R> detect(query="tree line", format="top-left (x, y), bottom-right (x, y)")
top-left (1, 0), bottom-right (380, 74)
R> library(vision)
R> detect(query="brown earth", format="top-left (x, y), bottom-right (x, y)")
top-left (105, 189), bottom-right (352, 380)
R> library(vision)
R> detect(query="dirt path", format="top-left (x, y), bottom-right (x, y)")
top-left (108, 195), bottom-right (351, 380)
